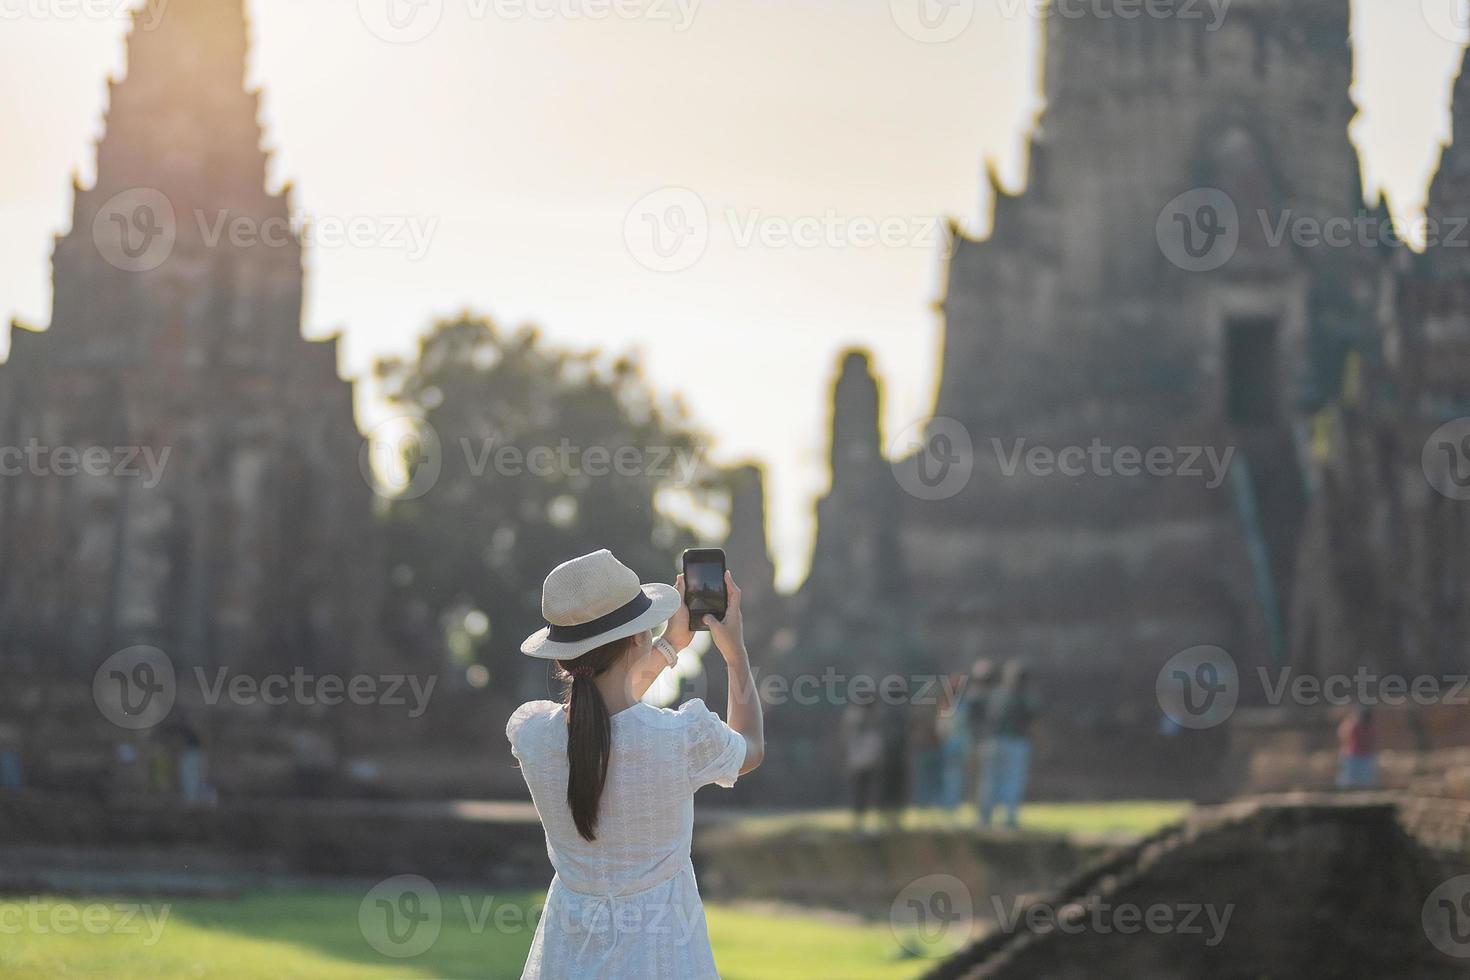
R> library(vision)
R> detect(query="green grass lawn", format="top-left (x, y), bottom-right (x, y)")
top-left (726, 800), bottom-right (1193, 839)
top-left (0, 889), bottom-right (932, 980)
top-left (0, 804), bottom-right (1190, 977)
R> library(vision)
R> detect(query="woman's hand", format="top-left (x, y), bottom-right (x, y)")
top-left (705, 571), bottom-right (745, 661)
top-left (661, 573), bottom-right (696, 652)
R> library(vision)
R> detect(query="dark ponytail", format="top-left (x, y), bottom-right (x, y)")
top-left (559, 637), bottom-right (632, 841)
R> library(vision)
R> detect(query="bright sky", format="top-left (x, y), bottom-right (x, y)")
top-left (0, 0), bottom-right (1464, 589)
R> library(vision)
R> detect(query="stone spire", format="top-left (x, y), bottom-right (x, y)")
top-left (795, 350), bottom-right (910, 660)
top-left (827, 350), bottom-right (885, 490)
top-left (1428, 42), bottom-right (1470, 280)
top-left (51, 0), bottom-right (300, 362)
top-left (94, 0), bottom-right (269, 208)
top-left (723, 464), bottom-right (777, 615)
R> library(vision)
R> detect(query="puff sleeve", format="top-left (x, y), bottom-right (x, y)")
top-left (505, 700), bottom-right (555, 756)
top-left (681, 698), bottom-right (747, 790)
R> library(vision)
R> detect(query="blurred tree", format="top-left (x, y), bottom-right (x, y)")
top-left (375, 315), bottom-right (709, 697)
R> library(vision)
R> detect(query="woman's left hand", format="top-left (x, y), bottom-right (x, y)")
top-left (661, 573), bottom-right (695, 652)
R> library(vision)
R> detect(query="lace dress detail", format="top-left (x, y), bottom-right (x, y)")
top-left (507, 698), bottom-right (746, 979)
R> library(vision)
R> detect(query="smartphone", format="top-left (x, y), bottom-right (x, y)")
top-left (681, 548), bottom-right (727, 631)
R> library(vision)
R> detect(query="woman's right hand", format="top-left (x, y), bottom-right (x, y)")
top-left (705, 570), bottom-right (746, 660)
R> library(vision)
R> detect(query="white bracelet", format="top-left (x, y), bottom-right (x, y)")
top-left (654, 637), bottom-right (679, 668)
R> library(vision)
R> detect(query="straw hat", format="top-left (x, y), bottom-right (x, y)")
top-left (519, 549), bottom-right (680, 660)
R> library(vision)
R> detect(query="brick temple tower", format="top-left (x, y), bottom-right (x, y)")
top-left (1290, 43), bottom-right (1470, 686)
top-left (0, 0), bottom-right (386, 678)
top-left (801, 0), bottom-right (1380, 710)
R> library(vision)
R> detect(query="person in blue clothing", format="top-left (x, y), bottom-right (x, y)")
top-left (961, 659), bottom-right (997, 813)
top-left (912, 694), bottom-right (944, 807)
top-left (934, 672), bottom-right (971, 816)
top-left (978, 661), bottom-right (1040, 829)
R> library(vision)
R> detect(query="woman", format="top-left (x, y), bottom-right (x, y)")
top-left (506, 549), bottom-right (764, 979)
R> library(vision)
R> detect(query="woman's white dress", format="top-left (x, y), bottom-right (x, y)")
top-left (506, 698), bottom-right (747, 979)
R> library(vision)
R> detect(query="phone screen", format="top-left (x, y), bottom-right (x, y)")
top-left (683, 550), bottom-right (727, 628)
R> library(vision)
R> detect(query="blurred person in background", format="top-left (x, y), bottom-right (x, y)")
top-left (877, 675), bottom-right (911, 830)
top-left (108, 740), bottom-right (146, 802)
top-left (146, 734), bottom-right (173, 794)
top-left (841, 697), bottom-right (884, 832)
top-left (912, 690), bottom-right (943, 807)
top-left (978, 661), bottom-right (1040, 829)
top-left (935, 673), bottom-right (970, 818)
top-left (176, 722), bottom-right (211, 807)
top-left (161, 717), bottom-right (212, 806)
top-left (963, 659), bottom-right (997, 812)
top-left (288, 726), bottom-right (338, 798)
top-left (1337, 705), bottom-right (1378, 790)
top-left (506, 550), bottom-right (763, 979)
top-left (0, 721), bottom-right (23, 791)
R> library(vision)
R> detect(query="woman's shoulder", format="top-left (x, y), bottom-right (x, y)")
top-left (505, 699), bottom-right (563, 744)
top-left (630, 697), bottom-right (717, 730)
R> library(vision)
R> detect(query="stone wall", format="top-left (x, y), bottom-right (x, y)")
top-left (694, 823), bottom-right (1110, 920)
top-left (929, 796), bottom-right (1470, 980)
top-left (0, 680), bottom-right (533, 802)
top-left (0, 791), bottom-right (553, 887)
